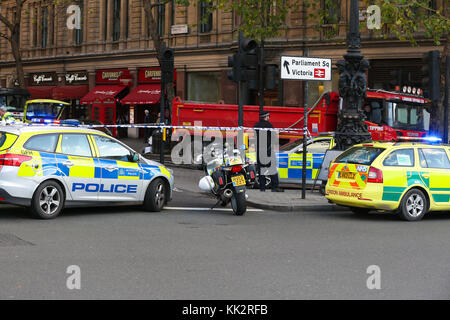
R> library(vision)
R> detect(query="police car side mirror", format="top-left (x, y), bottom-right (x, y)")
top-left (132, 152), bottom-right (139, 162)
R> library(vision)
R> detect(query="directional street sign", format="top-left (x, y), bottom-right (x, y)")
top-left (280, 56), bottom-right (332, 81)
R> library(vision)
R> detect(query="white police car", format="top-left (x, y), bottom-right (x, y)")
top-left (0, 124), bottom-right (174, 219)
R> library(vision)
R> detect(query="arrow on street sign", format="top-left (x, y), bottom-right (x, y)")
top-left (283, 60), bottom-right (290, 75)
top-left (280, 56), bottom-right (332, 81)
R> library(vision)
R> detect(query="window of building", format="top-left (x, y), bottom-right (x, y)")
top-left (157, 0), bottom-right (165, 37)
top-left (42, 6), bottom-right (48, 48)
top-left (113, 0), bottom-right (121, 41)
top-left (104, 0), bottom-right (108, 40)
top-left (33, 7), bottom-right (38, 47)
top-left (187, 72), bottom-right (221, 103)
top-left (125, 0), bottom-right (129, 38)
top-left (199, 1), bottom-right (213, 33)
top-left (321, 0), bottom-right (341, 24)
top-left (75, 2), bottom-right (83, 45)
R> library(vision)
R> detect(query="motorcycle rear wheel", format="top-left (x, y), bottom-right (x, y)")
top-left (231, 191), bottom-right (246, 216)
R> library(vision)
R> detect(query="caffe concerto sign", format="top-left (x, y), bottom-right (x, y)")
top-left (65, 71), bottom-right (88, 85)
top-left (30, 72), bottom-right (56, 86)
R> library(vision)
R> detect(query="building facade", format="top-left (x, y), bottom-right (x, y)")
top-left (0, 0), bottom-right (446, 130)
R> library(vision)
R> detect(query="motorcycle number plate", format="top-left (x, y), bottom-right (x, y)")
top-left (231, 175), bottom-right (246, 187)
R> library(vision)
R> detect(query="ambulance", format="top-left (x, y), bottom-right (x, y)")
top-left (0, 124), bottom-right (174, 219)
top-left (325, 141), bottom-right (450, 221)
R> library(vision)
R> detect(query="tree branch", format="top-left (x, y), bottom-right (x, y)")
top-left (0, 13), bottom-right (14, 31)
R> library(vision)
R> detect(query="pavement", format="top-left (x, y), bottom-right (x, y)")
top-left (118, 137), bottom-right (341, 213)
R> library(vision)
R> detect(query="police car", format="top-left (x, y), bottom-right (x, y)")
top-left (277, 136), bottom-right (335, 183)
top-left (0, 124), bottom-right (174, 219)
top-left (325, 141), bottom-right (450, 221)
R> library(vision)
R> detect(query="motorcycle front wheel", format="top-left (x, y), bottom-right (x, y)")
top-left (231, 191), bottom-right (247, 216)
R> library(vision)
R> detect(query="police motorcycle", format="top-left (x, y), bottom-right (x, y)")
top-left (198, 143), bottom-right (257, 215)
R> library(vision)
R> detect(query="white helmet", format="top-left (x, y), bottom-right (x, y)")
top-left (198, 176), bottom-right (215, 192)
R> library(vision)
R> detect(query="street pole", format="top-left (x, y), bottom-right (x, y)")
top-left (160, 43), bottom-right (166, 164)
top-left (334, 0), bottom-right (371, 151)
top-left (259, 40), bottom-right (265, 116)
top-left (444, 55), bottom-right (450, 143)
top-left (301, 49), bottom-right (309, 200)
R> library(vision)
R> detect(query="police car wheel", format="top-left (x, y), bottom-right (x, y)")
top-left (144, 178), bottom-right (167, 212)
top-left (399, 189), bottom-right (428, 221)
top-left (31, 181), bottom-right (64, 219)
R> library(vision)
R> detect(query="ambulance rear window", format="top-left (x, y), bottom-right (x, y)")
top-left (334, 147), bottom-right (385, 166)
top-left (0, 132), bottom-right (18, 151)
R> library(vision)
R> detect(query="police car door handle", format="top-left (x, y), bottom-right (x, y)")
top-left (63, 161), bottom-right (74, 168)
top-left (105, 165), bottom-right (116, 172)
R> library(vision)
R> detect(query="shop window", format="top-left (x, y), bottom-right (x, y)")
top-left (199, 1), bottom-right (213, 33)
top-left (187, 72), bottom-right (221, 103)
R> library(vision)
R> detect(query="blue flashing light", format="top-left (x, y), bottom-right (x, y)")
top-left (60, 119), bottom-right (81, 126)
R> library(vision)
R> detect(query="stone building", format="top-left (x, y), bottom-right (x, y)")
top-left (0, 0), bottom-right (445, 131)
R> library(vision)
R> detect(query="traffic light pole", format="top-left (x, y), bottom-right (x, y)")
top-left (259, 40), bottom-right (265, 116)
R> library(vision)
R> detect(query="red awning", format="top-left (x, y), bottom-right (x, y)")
top-left (52, 85), bottom-right (89, 100)
top-left (120, 84), bottom-right (161, 105)
top-left (80, 85), bottom-right (127, 104)
top-left (27, 86), bottom-right (56, 99)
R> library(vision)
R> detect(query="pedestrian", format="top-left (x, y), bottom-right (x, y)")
top-left (254, 111), bottom-right (284, 192)
top-left (0, 105), bottom-right (14, 122)
top-left (144, 109), bottom-right (152, 143)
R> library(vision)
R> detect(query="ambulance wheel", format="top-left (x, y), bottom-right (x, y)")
top-left (399, 188), bottom-right (428, 221)
top-left (144, 178), bottom-right (167, 212)
top-left (30, 181), bottom-right (64, 219)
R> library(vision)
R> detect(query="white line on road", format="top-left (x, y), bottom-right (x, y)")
top-left (165, 207), bottom-right (264, 212)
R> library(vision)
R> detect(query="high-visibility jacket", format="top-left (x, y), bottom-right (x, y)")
top-left (1, 112), bottom-right (14, 121)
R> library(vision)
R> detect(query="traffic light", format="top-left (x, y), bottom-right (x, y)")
top-left (226, 37), bottom-right (258, 84)
top-left (422, 50), bottom-right (440, 101)
top-left (161, 47), bottom-right (174, 83)
top-left (227, 53), bottom-right (241, 83)
top-left (264, 64), bottom-right (279, 90)
top-left (240, 38), bottom-right (258, 83)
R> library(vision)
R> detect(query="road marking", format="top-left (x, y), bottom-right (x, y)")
top-left (165, 206), bottom-right (264, 212)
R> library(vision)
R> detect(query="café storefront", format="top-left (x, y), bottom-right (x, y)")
top-left (120, 67), bottom-right (176, 139)
top-left (80, 69), bottom-right (132, 137)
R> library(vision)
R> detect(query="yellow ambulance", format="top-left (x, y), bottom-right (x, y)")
top-left (325, 141), bottom-right (450, 221)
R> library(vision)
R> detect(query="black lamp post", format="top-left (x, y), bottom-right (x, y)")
top-left (334, 0), bottom-right (371, 150)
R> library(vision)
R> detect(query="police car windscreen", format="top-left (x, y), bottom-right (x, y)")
top-left (0, 132), bottom-right (18, 151)
top-left (334, 147), bottom-right (385, 166)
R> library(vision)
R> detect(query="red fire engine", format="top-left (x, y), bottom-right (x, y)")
top-left (171, 89), bottom-right (430, 145)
